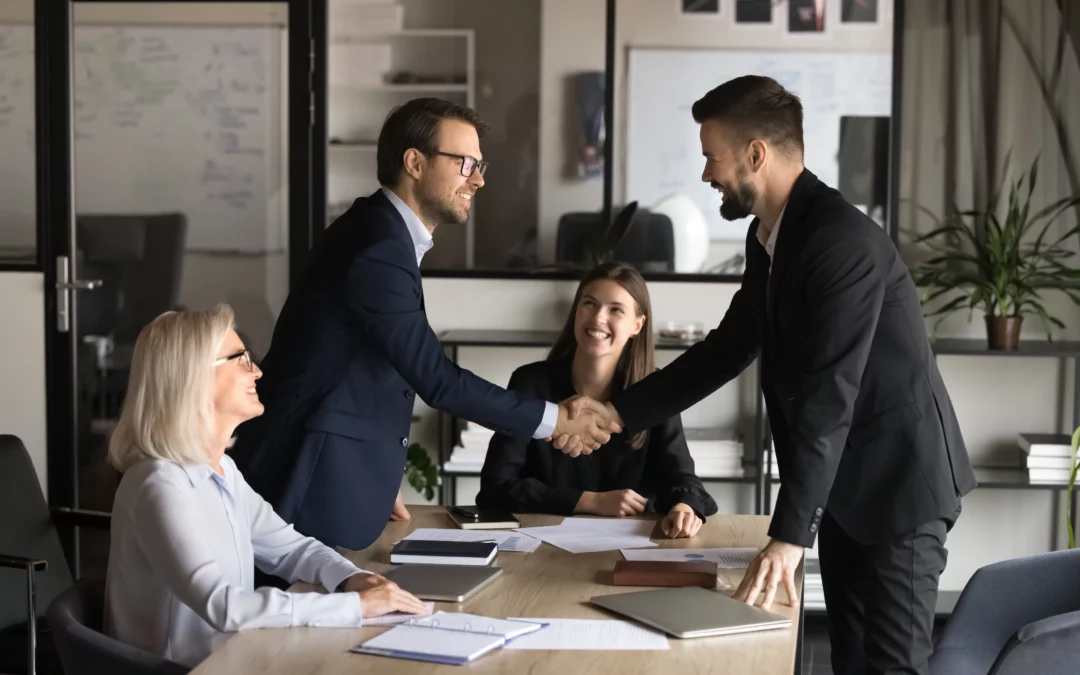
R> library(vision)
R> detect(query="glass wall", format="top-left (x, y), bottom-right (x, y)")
top-left (0, 0), bottom-right (36, 266)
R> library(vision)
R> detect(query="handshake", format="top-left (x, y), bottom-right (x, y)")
top-left (550, 396), bottom-right (626, 457)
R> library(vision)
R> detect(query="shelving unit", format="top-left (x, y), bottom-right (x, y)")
top-left (325, 25), bottom-right (476, 263)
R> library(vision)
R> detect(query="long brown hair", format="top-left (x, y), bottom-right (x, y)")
top-left (548, 262), bottom-right (655, 449)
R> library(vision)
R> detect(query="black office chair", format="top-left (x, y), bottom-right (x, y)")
top-left (47, 578), bottom-right (190, 675)
top-left (555, 207), bottom-right (675, 272)
top-left (0, 435), bottom-right (73, 675)
top-left (930, 548), bottom-right (1080, 675)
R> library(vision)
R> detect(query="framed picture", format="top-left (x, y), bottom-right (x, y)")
top-left (789, 0), bottom-right (826, 32)
top-left (841, 0), bottom-right (879, 23)
top-left (735, 0), bottom-right (773, 24)
top-left (679, 0), bottom-right (721, 16)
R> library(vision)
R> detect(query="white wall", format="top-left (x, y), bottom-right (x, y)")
top-left (0, 272), bottom-right (47, 498)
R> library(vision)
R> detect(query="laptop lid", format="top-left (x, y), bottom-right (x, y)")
top-left (590, 586), bottom-right (791, 639)
top-left (384, 564), bottom-right (504, 602)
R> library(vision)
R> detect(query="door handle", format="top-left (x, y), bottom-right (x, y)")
top-left (55, 255), bottom-right (103, 333)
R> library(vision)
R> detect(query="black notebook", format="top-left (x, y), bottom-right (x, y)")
top-left (447, 505), bottom-right (521, 530)
top-left (390, 539), bottom-right (498, 566)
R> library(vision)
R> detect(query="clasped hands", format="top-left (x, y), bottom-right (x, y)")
top-left (549, 395), bottom-right (625, 457)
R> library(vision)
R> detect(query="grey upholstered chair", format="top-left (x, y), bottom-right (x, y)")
top-left (930, 548), bottom-right (1080, 675)
top-left (47, 578), bottom-right (190, 675)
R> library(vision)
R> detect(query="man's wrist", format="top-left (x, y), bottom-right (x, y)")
top-left (575, 491), bottom-right (596, 513)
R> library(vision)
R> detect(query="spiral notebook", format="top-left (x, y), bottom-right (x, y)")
top-left (350, 612), bottom-right (547, 666)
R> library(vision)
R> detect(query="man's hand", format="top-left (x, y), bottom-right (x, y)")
top-left (576, 489), bottom-right (647, 517)
top-left (733, 540), bottom-right (804, 610)
top-left (551, 396), bottom-right (623, 457)
top-left (356, 579), bottom-right (430, 619)
top-left (341, 571), bottom-right (390, 594)
top-left (661, 503), bottom-right (703, 538)
top-left (389, 489), bottom-right (411, 521)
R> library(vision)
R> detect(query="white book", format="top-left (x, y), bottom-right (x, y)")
top-left (1019, 433), bottom-right (1073, 457)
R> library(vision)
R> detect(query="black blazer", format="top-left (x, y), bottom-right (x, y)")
top-left (230, 190), bottom-right (546, 550)
top-left (476, 359), bottom-right (718, 519)
top-left (611, 169), bottom-right (976, 548)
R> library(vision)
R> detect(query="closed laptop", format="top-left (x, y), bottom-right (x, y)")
top-left (590, 586), bottom-right (791, 638)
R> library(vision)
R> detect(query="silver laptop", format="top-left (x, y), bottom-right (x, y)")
top-left (590, 586), bottom-right (792, 638)
top-left (383, 563), bottom-right (503, 602)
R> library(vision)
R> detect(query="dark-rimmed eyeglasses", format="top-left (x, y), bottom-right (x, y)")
top-left (213, 349), bottom-right (254, 372)
top-left (427, 151), bottom-right (488, 177)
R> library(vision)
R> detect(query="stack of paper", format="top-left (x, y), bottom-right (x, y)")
top-left (364, 602), bottom-right (435, 626)
top-left (516, 517), bottom-right (658, 554)
top-left (444, 422), bottom-right (495, 472)
top-left (684, 427), bottom-right (745, 478)
top-left (1019, 433), bottom-right (1075, 483)
top-left (401, 527), bottom-right (541, 553)
top-left (504, 618), bottom-right (669, 650)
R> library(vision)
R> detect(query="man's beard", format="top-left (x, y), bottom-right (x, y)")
top-left (717, 169), bottom-right (757, 221)
top-left (417, 182), bottom-right (469, 227)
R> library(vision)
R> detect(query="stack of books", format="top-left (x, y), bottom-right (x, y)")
top-left (443, 422), bottom-right (494, 473)
top-left (1019, 433), bottom-right (1076, 483)
top-left (802, 557), bottom-right (825, 611)
top-left (684, 428), bottom-right (745, 478)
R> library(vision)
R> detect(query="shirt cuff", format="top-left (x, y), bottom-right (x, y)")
top-left (532, 401), bottom-right (559, 439)
top-left (322, 559), bottom-right (367, 595)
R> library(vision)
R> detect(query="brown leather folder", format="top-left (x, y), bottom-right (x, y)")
top-left (612, 560), bottom-right (718, 588)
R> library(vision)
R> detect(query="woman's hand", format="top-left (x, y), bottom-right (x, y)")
top-left (357, 579), bottom-right (430, 618)
top-left (661, 503), bottom-right (702, 538)
top-left (576, 489), bottom-right (648, 517)
top-left (341, 571), bottom-right (389, 593)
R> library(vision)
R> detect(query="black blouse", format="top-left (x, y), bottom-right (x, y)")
top-left (476, 359), bottom-right (718, 519)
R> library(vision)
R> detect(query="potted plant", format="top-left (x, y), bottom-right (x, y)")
top-left (404, 415), bottom-right (440, 502)
top-left (908, 155), bottom-right (1080, 349)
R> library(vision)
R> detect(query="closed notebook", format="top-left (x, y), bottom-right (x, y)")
top-left (390, 539), bottom-right (498, 566)
top-left (612, 560), bottom-right (718, 588)
top-left (447, 505), bottom-right (520, 530)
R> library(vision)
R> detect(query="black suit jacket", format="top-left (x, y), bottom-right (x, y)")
top-left (475, 359), bottom-right (718, 519)
top-left (230, 190), bottom-right (546, 550)
top-left (611, 169), bottom-right (976, 547)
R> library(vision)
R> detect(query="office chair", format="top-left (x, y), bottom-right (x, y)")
top-left (555, 207), bottom-right (675, 272)
top-left (0, 435), bottom-right (73, 675)
top-left (930, 548), bottom-right (1080, 675)
top-left (48, 578), bottom-right (191, 675)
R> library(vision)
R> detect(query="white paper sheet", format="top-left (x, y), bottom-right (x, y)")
top-left (364, 602), bottom-right (435, 626)
top-left (619, 547), bottom-right (759, 568)
top-left (401, 528), bottom-right (541, 553)
top-left (514, 518), bottom-right (659, 554)
top-left (503, 618), bottom-right (669, 650)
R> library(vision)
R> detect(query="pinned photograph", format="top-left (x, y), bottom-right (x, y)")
top-left (789, 0), bottom-right (826, 32)
top-left (735, 0), bottom-right (773, 24)
top-left (842, 0), bottom-right (879, 23)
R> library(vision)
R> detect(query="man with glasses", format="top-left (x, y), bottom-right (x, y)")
top-left (231, 98), bottom-right (620, 554)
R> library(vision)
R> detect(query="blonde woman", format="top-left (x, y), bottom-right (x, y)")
top-left (104, 306), bottom-right (428, 667)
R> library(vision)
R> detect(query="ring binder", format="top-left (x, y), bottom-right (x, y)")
top-left (350, 612), bottom-right (550, 665)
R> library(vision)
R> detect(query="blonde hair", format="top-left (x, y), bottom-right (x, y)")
top-left (107, 305), bottom-right (235, 473)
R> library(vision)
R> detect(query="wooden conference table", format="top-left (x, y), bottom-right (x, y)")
top-left (191, 507), bottom-right (804, 675)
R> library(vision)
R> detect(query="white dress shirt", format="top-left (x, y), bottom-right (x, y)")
top-left (104, 455), bottom-right (368, 667)
top-left (379, 185), bottom-right (559, 438)
top-left (756, 203), bottom-right (787, 264)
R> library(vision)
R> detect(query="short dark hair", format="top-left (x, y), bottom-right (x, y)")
top-left (691, 75), bottom-right (804, 156)
top-left (376, 98), bottom-right (489, 186)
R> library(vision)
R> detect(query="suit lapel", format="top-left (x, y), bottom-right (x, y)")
top-left (766, 169), bottom-right (820, 329)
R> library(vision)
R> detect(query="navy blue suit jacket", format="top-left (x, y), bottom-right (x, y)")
top-left (231, 190), bottom-right (545, 550)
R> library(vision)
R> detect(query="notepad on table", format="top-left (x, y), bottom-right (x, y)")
top-left (350, 613), bottom-right (546, 665)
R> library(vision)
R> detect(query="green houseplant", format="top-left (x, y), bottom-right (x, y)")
top-left (908, 155), bottom-right (1080, 349)
top-left (404, 415), bottom-right (440, 502)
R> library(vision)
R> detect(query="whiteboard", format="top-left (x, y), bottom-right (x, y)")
top-left (626, 48), bottom-right (892, 241)
top-left (0, 24), bottom-right (285, 252)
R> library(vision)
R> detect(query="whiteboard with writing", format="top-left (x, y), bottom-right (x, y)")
top-left (0, 24), bottom-right (284, 252)
top-left (626, 47), bottom-right (892, 241)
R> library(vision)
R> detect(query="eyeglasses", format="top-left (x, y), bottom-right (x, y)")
top-left (427, 151), bottom-right (488, 178)
top-left (213, 349), bottom-right (254, 372)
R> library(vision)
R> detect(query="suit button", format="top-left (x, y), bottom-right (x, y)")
top-left (809, 523), bottom-right (818, 533)
top-left (405, 389), bottom-right (414, 399)
top-left (400, 437), bottom-right (408, 448)
top-left (814, 507), bottom-right (823, 516)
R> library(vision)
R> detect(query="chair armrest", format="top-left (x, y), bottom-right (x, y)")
top-left (50, 506), bottom-right (112, 530)
top-left (0, 554), bottom-right (47, 571)
top-left (991, 610), bottom-right (1080, 675)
